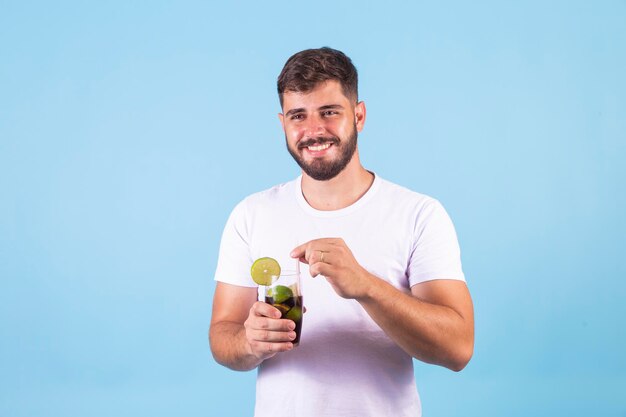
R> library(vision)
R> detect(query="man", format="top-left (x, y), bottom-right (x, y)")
top-left (210, 47), bottom-right (474, 417)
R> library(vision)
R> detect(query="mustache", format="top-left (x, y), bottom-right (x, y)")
top-left (297, 137), bottom-right (340, 149)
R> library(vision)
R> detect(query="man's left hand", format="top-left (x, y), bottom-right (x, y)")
top-left (290, 238), bottom-right (373, 299)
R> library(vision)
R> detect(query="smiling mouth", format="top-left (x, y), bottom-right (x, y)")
top-left (298, 137), bottom-right (339, 152)
top-left (307, 143), bottom-right (332, 151)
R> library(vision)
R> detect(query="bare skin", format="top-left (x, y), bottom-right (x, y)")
top-left (209, 80), bottom-right (474, 372)
top-left (210, 283), bottom-right (294, 371)
top-left (290, 239), bottom-right (474, 371)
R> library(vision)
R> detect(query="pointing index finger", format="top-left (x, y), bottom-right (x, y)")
top-left (291, 238), bottom-right (338, 263)
top-left (290, 242), bottom-right (310, 264)
top-left (289, 243), bottom-right (305, 259)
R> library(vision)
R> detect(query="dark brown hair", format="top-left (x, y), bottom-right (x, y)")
top-left (277, 47), bottom-right (358, 107)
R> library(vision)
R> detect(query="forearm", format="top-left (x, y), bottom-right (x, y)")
top-left (209, 321), bottom-right (262, 372)
top-left (357, 275), bottom-right (473, 371)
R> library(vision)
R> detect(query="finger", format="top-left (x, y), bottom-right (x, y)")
top-left (290, 242), bottom-right (309, 259)
top-left (290, 238), bottom-right (338, 260)
top-left (318, 249), bottom-right (336, 265)
top-left (302, 249), bottom-right (332, 277)
top-left (250, 320), bottom-right (296, 336)
top-left (290, 245), bottom-right (311, 265)
top-left (248, 311), bottom-right (296, 332)
top-left (309, 262), bottom-right (334, 278)
top-left (248, 318), bottom-right (296, 335)
top-left (252, 301), bottom-right (283, 319)
top-left (249, 328), bottom-right (297, 343)
top-left (304, 247), bottom-right (315, 265)
top-left (304, 246), bottom-right (329, 265)
top-left (250, 340), bottom-right (294, 356)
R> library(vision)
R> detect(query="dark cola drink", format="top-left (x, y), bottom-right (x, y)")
top-left (265, 293), bottom-right (303, 345)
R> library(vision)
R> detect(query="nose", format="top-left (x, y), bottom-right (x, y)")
top-left (303, 114), bottom-right (326, 138)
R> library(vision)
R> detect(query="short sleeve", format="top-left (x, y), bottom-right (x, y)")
top-left (214, 199), bottom-right (257, 287)
top-left (407, 199), bottom-right (465, 286)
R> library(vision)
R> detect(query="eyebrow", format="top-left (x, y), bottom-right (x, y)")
top-left (285, 108), bottom-right (305, 117)
top-left (285, 104), bottom-right (345, 117)
top-left (319, 104), bottom-right (344, 112)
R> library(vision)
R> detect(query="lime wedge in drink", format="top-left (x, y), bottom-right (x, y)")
top-left (272, 303), bottom-right (291, 316)
top-left (250, 257), bottom-right (281, 286)
top-left (285, 305), bottom-right (302, 322)
top-left (271, 285), bottom-right (293, 304)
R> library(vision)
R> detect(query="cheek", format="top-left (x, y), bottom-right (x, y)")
top-left (291, 125), bottom-right (311, 140)
top-left (331, 122), bottom-right (350, 137)
top-left (285, 128), bottom-right (303, 146)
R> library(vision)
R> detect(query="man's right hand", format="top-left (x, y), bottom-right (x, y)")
top-left (210, 282), bottom-right (299, 371)
top-left (244, 301), bottom-right (297, 361)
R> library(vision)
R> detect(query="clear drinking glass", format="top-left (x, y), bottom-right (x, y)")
top-left (262, 270), bottom-right (303, 346)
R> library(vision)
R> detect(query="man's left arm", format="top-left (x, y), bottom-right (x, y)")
top-left (291, 238), bottom-right (474, 371)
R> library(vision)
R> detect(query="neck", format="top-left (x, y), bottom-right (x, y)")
top-left (300, 153), bottom-right (374, 211)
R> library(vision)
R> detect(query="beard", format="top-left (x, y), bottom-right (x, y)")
top-left (286, 125), bottom-right (358, 181)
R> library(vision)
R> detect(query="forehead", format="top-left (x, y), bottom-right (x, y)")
top-left (282, 80), bottom-right (351, 111)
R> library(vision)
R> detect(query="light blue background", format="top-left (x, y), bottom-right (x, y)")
top-left (1, 1), bottom-right (625, 416)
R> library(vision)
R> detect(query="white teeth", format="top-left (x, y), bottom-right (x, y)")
top-left (308, 143), bottom-right (331, 151)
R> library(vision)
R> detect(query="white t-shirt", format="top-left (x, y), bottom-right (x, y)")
top-left (214, 174), bottom-right (465, 417)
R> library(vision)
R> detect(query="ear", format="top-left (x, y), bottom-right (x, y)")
top-left (355, 101), bottom-right (366, 132)
top-left (278, 113), bottom-right (285, 131)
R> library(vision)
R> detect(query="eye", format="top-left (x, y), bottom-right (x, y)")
top-left (290, 113), bottom-right (304, 121)
top-left (322, 110), bottom-right (338, 117)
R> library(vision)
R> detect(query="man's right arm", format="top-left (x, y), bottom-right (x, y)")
top-left (209, 281), bottom-right (297, 371)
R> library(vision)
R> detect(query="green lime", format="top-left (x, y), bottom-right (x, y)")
top-left (272, 303), bottom-right (291, 316)
top-left (271, 285), bottom-right (293, 304)
top-left (285, 305), bottom-right (302, 322)
top-left (250, 257), bottom-right (281, 286)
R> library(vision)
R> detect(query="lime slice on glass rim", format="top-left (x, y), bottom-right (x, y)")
top-left (250, 257), bottom-right (281, 286)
